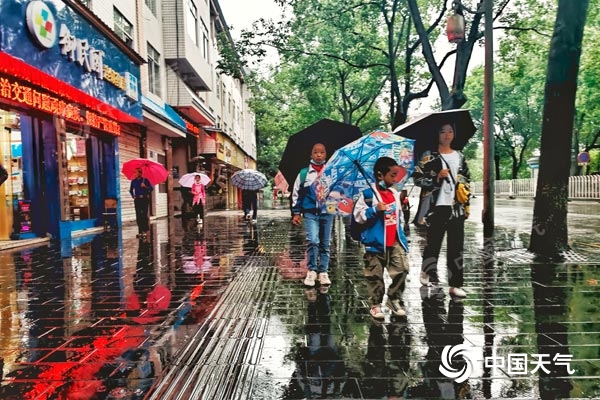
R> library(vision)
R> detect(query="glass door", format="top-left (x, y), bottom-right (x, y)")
top-left (0, 110), bottom-right (25, 239)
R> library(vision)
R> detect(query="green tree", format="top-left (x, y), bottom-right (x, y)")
top-left (574, 0), bottom-right (600, 174)
top-left (529, 0), bottom-right (590, 258)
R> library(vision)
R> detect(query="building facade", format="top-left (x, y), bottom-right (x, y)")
top-left (82, 0), bottom-right (256, 222)
top-left (0, 0), bottom-right (144, 241)
top-left (0, 0), bottom-right (256, 242)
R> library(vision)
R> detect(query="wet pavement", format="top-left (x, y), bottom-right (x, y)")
top-left (0, 197), bottom-right (599, 399)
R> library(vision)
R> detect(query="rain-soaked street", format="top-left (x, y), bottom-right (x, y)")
top-left (0, 197), bottom-right (599, 399)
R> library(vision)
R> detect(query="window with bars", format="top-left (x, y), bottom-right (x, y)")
top-left (147, 44), bottom-right (161, 96)
top-left (114, 8), bottom-right (134, 47)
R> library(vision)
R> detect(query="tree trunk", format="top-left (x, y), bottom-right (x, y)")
top-left (529, 0), bottom-right (589, 258)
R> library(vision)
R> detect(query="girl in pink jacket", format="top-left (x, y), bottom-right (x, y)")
top-left (191, 175), bottom-right (206, 224)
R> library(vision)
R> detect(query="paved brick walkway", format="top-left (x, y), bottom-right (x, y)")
top-left (0, 198), bottom-right (598, 399)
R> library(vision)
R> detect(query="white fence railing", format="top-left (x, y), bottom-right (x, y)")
top-left (471, 175), bottom-right (600, 200)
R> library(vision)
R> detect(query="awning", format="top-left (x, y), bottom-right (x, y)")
top-left (142, 95), bottom-right (187, 132)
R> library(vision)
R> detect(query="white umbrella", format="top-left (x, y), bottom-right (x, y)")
top-left (179, 172), bottom-right (211, 187)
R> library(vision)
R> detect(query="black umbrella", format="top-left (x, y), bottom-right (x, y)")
top-left (392, 109), bottom-right (477, 157)
top-left (278, 119), bottom-right (362, 187)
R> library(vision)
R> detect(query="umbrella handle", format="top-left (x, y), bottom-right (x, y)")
top-left (352, 159), bottom-right (382, 202)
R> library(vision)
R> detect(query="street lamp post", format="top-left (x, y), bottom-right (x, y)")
top-left (446, 0), bottom-right (495, 240)
top-left (482, 0), bottom-right (495, 240)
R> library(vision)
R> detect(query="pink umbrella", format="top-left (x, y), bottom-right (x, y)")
top-left (122, 158), bottom-right (168, 186)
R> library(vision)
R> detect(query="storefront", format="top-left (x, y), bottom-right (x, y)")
top-left (212, 132), bottom-right (256, 210)
top-left (0, 0), bottom-right (143, 240)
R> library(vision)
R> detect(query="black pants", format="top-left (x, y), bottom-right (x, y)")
top-left (134, 197), bottom-right (150, 233)
top-left (242, 194), bottom-right (258, 219)
top-left (421, 205), bottom-right (465, 288)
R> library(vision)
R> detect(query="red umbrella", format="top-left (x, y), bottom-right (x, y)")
top-left (122, 158), bottom-right (169, 186)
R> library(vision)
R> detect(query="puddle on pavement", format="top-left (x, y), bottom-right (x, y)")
top-left (0, 211), bottom-right (598, 399)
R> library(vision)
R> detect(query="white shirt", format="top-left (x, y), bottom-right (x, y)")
top-left (436, 151), bottom-right (460, 206)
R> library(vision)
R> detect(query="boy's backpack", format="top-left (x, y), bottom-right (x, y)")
top-left (349, 188), bottom-right (375, 241)
top-left (0, 164), bottom-right (7, 186)
top-left (298, 167), bottom-right (308, 186)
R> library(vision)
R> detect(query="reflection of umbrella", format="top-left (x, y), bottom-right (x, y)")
top-left (313, 131), bottom-right (415, 215)
top-left (146, 284), bottom-right (172, 312)
top-left (179, 172), bottom-right (211, 187)
top-left (122, 158), bottom-right (168, 186)
top-left (231, 169), bottom-right (267, 190)
top-left (278, 119), bottom-right (362, 188)
top-left (392, 109), bottom-right (476, 157)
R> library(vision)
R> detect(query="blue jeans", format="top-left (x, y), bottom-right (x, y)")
top-left (304, 212), bottom-right (334, 273)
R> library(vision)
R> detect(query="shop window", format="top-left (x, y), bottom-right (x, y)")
top-left (0, 110), bottom-right (27, 237)
top-left (65, 132), bottom-right (91, 221)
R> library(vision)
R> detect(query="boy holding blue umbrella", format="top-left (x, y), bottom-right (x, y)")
top-left (353, 157), bottom-right (410, 320)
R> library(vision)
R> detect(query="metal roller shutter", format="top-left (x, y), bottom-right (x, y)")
top-left (118, 134), bottom-right (141, 224)
top-left (146, 134), bottom-right (168, 219)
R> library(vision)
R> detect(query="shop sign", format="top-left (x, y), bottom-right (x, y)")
top-left (0, 75), bottom-right (122, 135)
top-left (0, 0), bottom-right (142, 120)
top-left (184, 119), bottom-right (200, 136)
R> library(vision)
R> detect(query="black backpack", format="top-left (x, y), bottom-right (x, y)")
top-left (349, 188), bottom-right (375, 241)
top-left (0, 164), bottom-right (7, 186)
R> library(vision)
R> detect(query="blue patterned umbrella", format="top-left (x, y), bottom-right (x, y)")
top-left (231, 169), bottom-right (268, 190)
top-left (313, 131), bottom-right (415, 215)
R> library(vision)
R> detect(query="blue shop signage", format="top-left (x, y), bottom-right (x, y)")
top-left (0, 0), bottom-right (142, 120)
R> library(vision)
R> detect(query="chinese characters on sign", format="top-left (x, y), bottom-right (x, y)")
top-left (0, 76), bottom-right (121, 136)
top-left (59, 24), bottom-right (105, 80)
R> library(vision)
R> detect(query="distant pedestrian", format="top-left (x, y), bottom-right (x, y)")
top-left (191, 174), bottom-right (206, 224)
top-left (291, 143), bottom-right (334, 287)
top-left (413, 122), bottom-right (471, 298)
top-left (129, 168), bottom-right (153, 238)
top-left (352, 157), bottom-right (410, 320)
top-left (242, 189), bottom-right (258, 223)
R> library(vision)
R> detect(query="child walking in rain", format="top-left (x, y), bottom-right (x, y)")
top-left (291, 143), bottom-right (334, 288)
top-left (353, 157), bottom-right (410, 320)
top-left (191, 174), bottom-right (206, 225)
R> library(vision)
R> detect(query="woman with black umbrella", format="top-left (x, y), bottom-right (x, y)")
top-left (412, 122), bottom-right (471, 298)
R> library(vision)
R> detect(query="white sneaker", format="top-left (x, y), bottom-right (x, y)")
top-left (386, 299), bottom-right (406, 316)
top-left (449, 287), bottom-right (467, 298)
top-left (304, 270), bottom-right (317, 287)
top-left (419, 271), bottom-right (430, 286)
top-left (370, 304), bottom-right (384, 320)
top-left (318, 272), bottom-right (331, 285)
